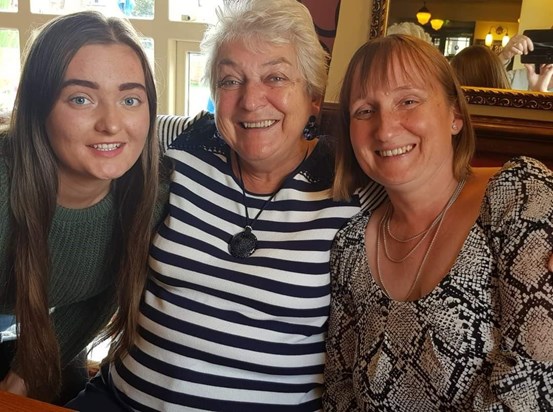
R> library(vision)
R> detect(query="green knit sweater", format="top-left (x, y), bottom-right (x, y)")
top-left (0, 157), bottom-right (165, 368)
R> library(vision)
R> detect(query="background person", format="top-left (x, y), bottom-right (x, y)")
top-left (450, 44), bottom-right (511, 89)
top-left (66, 0), bottom-right (385, 410)
top-left (386, 21), bottom-right (432, 43)
top-left (324, 34), bottom-right (553, 410)
top-left (498, 33), bottom-right (553, 92)
top-left (0, 10), bottom-right (163, 403)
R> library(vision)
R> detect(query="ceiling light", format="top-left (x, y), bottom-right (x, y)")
top-left (416, 2), bottom-right (431, 25)
top-left (430, 19), bottom-right (444, 31)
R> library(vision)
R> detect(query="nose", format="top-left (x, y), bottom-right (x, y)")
top-left (240, 81), bottom-right (267, 111)
top-left (373, 109), bottom-right (399, 142)
top-left (94, 103), bottom-right (122, 135)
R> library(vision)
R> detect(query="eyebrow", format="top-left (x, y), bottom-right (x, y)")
top-left (218, 56), bottom-right (292, 68)
top-left (61, 79), bottom-right (147, 92)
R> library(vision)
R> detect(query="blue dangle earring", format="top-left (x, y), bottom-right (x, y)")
top-left (303, 115), bottom-right (317, 140)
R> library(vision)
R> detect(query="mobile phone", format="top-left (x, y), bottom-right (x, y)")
top-left (520, 29), bottom-right (553, 66)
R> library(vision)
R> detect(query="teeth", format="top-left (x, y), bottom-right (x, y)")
top-left (92, 143), bottom-right (121, 151)
top-left (379, 144), bottom-right (413, 157)
top-left (242, 120), bottom-right (276, 129)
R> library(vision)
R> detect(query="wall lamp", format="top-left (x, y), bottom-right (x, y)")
top-left (485, 26), bottom-right (510, 47)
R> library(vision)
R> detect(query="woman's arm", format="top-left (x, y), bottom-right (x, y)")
top-left (482, 157), bottom-right (553, 410)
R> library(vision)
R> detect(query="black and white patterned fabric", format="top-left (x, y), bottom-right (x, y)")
top-left (324, 157), bottom-right (553, 411)
top-left (156, 111), bottom-right (209, 152)
top-left (109, 113), bottom-right (386, 411)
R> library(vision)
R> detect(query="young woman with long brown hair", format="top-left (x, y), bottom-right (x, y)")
top-left (0, 11), bottom-right (165, 403)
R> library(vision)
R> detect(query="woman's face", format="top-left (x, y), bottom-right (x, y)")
top-left (46, 43), bottom-right (149, 194)
top-left (348, 61), bottom-right (462, 191)
top-left (214, 40), bottom-right (319, 169)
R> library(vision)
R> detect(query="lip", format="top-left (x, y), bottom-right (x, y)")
top-left (88, 142), bottom-right (125, 158)
top-left (376, 144), bottom-right (414, 158)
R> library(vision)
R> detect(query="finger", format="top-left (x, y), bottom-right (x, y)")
top-left (524, 63), bottom-right (536, 74)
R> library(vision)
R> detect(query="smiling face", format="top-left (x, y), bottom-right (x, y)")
top-left (214, 40), bottom-right (319, 172)
top-left (348, 58), bottom-right (462, 191)
top-left (46, 43), bottom-right (149, 198)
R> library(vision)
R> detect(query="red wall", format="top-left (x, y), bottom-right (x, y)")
top-left (300, 0), bottom-right (341, 56)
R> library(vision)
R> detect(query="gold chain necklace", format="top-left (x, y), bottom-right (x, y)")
top-left (375, 178), bottom-right (466, 300)
top-left (382, 179), bottom-right (466, 263)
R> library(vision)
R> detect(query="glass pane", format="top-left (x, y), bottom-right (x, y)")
top-left (140, 36), bottom-right (154, 72)
top-left (169, 0), bottom-right (224, 23)
top-left (444, 37), bottom-right (471, 58)
top-left (0, 28), bottom-right (19, 120)
top-left (30, 0), bottom-right (154, 19)
top-left (0, 0), bottom-right (17, 12)
top-left (187, 52), bottom-right (212, 116)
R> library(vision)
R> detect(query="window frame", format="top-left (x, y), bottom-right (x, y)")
top-left (0, 1), bottom-right (210, 115)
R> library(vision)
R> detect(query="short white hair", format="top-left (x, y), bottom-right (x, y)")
top-left (387, 22), bottom-right (432, 43)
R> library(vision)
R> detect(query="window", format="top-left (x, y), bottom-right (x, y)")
top-left (0, 28), bottom-right (18, 117)
top-left (169, 0), bottom-right (223, 24)
top-left (30, 0), bottom-right (154, 19)
top-left (175, 41), bottom-right (213, 116)
top-left (444, 37), bottom-right (472, 58)
top-left (0, 0), bottom-right (224, 115)
top-left (0, 0), bottom-right (16, 13)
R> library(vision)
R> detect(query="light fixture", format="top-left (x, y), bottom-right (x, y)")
top-left (416, 2), bottom-right (431, 25)
top-left (502, 29), bottom-right (510, 47)
top-left (430, 19), bottom-right (444, 31)
top-left (485, 26), bottom-right (507, 47)
top-left (485, 29), bottom-right (493, 46)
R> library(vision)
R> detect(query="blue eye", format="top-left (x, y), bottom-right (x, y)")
top-left (124, 97), bottom-right (140, 107)
top-left (70, 96), bottom-right (90, 105)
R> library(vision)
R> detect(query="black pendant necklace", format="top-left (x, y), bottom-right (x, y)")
top-left (228, 149), bottom-right (309, 258)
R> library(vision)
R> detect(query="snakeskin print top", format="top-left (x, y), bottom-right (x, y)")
top-left (324, 157), bottom-right (553, 411)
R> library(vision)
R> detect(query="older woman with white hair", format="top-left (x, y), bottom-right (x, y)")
top-left (67, 0), bottom-right (385, 410)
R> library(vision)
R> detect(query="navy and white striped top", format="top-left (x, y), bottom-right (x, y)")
top-left (109, 113), bottom-right (385, 411)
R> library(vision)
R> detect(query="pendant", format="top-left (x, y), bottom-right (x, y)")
top-left (228, 225), bottom-right (257, 258)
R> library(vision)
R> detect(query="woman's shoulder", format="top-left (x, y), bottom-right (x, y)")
top-left (482, 156), bottom-right (553, 223)
top-left (488, 156), bottom-right (552, 189)
top-left (334, 209), bottom-right (372, 246)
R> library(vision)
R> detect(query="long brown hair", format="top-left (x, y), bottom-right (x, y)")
top-left (4, 11), bottom-right (159, 400)
top-left (450, 45), bottom-right (511, 89)
top-left (333, 35), bottom-right (475, 200)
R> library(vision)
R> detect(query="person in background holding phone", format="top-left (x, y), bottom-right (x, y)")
top-left (498, 32), bottom-right (553, 92)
